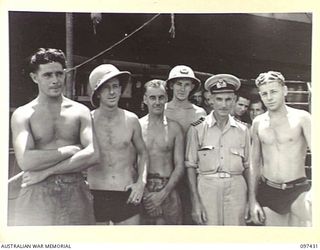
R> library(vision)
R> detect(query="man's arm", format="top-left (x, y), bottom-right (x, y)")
top-left (125, 116), bottom-right (148, 204)
top-left (185, 125), bottom-right (207, 225)
top-left (21, 106), bottom-right (100, 187)
top-left (301, 111), bottom-right (311, 150)
top-left (11, 107), bottom-right (81, 171)
top-left (248, 119), bottom-right (265, 225)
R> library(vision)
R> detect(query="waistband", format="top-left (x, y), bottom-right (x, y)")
top-left (261, 176), bottom-right (309, 190)
top-left (44, 173), bottom-right (84, 184)
top-left (147, 173), bottom-right (170, 181)
top-left (199, 171), bottom-right (242, 178)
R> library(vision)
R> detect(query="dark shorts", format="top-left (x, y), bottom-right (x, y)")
top-left (141, 173), bottom-right (182, 225)
top-left (12, 173), bottom-right (95, 226)
top-left (257, 177), bottom-right (311, 214)
top-left (91, 189), bottom-right (140, 223)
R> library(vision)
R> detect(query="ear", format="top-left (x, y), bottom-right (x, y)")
top-left (283, 85), bottom-right (288, 97)
top-left (169, 82), bottom-right (174, 90)
top-left (143, 95), bottom-right (147, 105)
top-left (29, 72), bottom-right (38, 84)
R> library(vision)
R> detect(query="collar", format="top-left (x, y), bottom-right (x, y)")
top-left (206, 111), bottom-right (238, 128)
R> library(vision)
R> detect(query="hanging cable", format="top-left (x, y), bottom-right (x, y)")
top-left (66, 13), bottom-right (161, 73)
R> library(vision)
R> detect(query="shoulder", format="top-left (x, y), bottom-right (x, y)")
top-left (11, 101), bottom-right (37, 123)
top-left (190, 116), bottom-right (206, 127)
top-left (123, 109), bottom-right (139, 120)
top-left (192, 104), bottom-right (207, 116)
top-left (63, 98), bottom-right (91, 117)
top-left (288, 106), bottom-right (310, 118)
top-left (233, 116), bottom-right (250, 129)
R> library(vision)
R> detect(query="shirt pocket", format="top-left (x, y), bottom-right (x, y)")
top-left (229, 147), bottom-right (245, 172)
top-left (197, 146), bottom-right (219, 173)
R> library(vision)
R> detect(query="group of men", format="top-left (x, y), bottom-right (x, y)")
top-left (10, 48), bottom-right (311, 226)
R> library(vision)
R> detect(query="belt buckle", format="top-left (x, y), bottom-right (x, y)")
top-left (220, 172), bottom-right (230, 178)
top-left (281, 183), bottom-right (287, 190)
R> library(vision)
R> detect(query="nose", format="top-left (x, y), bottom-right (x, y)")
top-left (267, 92), bottom-right (272, 100)
top-left (155, 98), bottom-right (160, 105)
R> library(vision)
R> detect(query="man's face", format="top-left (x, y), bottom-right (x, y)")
top-left (171, 78), bottom-right (195, 101)
top-left (258, 81), bottom-right (287, 111)
top-left (211, 92), bottom-right (235, 119)
top-left (234, 96), bottom-right (250, 117)
top-left (191, 91), bottom-right (203, 106)
top-left (98, 77), bottom-right (122, 108)
top-left (144, 86), bottom-right (167, 115)
top-left (249, 101), bottom-right (265, 120)
top-left (30, 62), bottom-right (65, 97)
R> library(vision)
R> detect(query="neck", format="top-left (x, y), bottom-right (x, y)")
top-left (37, 93), bottom-right (63, 105)
top-left (148, 113), bottom-right (164, 124)
top-left (170, 97), bottom-right (191, 108)
top-left (213, 112), bottom-right (229, 129)
top-left (98, 104), bottom-right (120, 119)
top-left (268, 104), bottom-right (287, 118)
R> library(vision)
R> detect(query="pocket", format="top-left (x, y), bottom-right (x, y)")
top-left (230, 147), bottom-right (244, 158)
top-left (229, 147), bottom-right (245, 172)
top-left (197, 146), bottom-right (218, 173)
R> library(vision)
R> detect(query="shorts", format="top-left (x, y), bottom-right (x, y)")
top-left (91, 189), bottom-right (140, 223)
top-left (257, 177), bottom-right (311, 214)
top-left (141, 173), bottom-right (182, 225)
top-left (12, 173), bottom-right (95, 226)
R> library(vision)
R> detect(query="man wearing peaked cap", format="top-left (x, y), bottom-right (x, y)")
top-left (164, 65), bottom-right (206, 225)
top-left (87, 64), bottom-right (149, 225)
top-left (204, 74), bottom-right (241, 93)
top-left (185, 73), bottom-right (252, 225)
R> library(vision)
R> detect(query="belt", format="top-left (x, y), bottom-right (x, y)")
top-left (261, 176), bottom-right (309, 190)
top-left (203, 172), bottom-right (232, 178)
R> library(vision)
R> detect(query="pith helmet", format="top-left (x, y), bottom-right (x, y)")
top-left (166, 65), bottom-right (201, 95)
top-left (89, 64), bottom-right (130, 108)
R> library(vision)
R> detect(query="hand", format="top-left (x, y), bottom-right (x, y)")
top-left (125, 181), bottom-right (145, 205)
top-left (21, 170), bottom-right (49, 187)
top-left (143, 191), bottom-right (166, 211)
top-left (59, 145), bottom-right (82, 156)
top-left (191, 200), bottom-right (207, 225)
top-left (145, 205), bottom-right (163, 217)
top-left (249, 201), bottom-right (265, 225)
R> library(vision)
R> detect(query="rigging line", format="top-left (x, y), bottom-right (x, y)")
top-left (67, 13), bottom-right (161, 72)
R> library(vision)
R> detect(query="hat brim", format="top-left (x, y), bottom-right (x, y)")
top-left (90, 71), bottom-right (130, 108)
top-left (166, 76), bottom-right (201, 97)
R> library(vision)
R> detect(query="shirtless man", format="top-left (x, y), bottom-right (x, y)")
top-left (87, 64), bottom-right (148, 225)
top-left (249, 71), bottom-right (311, 226)
top-left (139, 79), bottom-right (184, 225)
top-left (164, 65), bottom-right (206, 224)
top-left (10, 48), bottom-right (99, 225)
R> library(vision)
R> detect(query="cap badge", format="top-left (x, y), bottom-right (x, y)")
top-left (180, 68), bottom-right (189, 74)
top-left (216, 79), bottom-right (227, 89)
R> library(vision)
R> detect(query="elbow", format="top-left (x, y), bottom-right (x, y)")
top-left (17, 158), bottom-right (33, 171)
top-left (86, 147), bottom-right (100, 166)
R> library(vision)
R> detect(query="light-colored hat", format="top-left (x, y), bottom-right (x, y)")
top-left (166, 65), bottom-right (201, 95)
top-left (89, 64), bottom-right (130, 108)
top-left (205, 74), bottom-right (240, 93)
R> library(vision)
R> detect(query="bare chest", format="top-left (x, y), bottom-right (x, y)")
top-left (258, 117), bottom-right (302, 145)
top-left (30, 108), bottom-right (80, 147)
top-left (165, 109), bottom-right (198, 132)
top-left (142, 125), bottom-right (173, 152)
top-left (95, 119), bottom-right (133, 150)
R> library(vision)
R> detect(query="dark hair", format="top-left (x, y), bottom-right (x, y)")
top-left (28, 48), bottom-right (66, 73)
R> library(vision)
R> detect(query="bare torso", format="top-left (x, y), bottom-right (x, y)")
top-left (87, 108), bottom-right (137, 190)
top-left (139, 116), bottom-right (178, 177)
top-left (165, 102), bottom-right (206, 135)
top-left (257, 107), bottom-right (309, 182)
top-left (23, 97), bottom-right (83, 150)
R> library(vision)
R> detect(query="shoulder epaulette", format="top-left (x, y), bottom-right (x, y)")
top-left (234, 117), bottom-right (250, 127)
top-left (191, 116), bottom-right (205, 126)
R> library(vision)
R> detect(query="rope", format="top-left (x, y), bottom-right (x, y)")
top-left (66, 13), bottom-right (161, 73)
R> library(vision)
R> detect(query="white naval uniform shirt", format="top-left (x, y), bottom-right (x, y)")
top-left (185, 111), bottom-right (250, 175)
